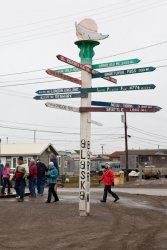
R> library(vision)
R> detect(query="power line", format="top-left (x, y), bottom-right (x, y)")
top-left (1, 38), bottom-right (167, 78)
top-left (0, 0), bottom-right (165, 46)
top-left (0, 0), bottom-right (131, 32)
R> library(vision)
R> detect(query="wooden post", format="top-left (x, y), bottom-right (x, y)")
top-left (75, 40), bottom-right (99, 216)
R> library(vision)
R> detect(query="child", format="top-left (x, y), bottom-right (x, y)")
top-left (1, 163), bottom-right (11, 195)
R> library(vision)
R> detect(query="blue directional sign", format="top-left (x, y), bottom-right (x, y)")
top-left (36, 87), bottom-right (80, 95)
top-left (91, 101), bottom-right (161, 109)
top-left (34, 92), bottom-right (87, 100)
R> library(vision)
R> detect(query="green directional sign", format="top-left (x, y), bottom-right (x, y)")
top-left (81, 84), bottom-right (156, 94)
top-left (92, 66), bottom-right (156, 78)
top-left (34, 93), bottom-right (87, 100)
top-left (55, 58), bottom-right (140, 74)
top-left (92, 58), bottom-right (140, 69)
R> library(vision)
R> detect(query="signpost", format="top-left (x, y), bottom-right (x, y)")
top-left (92, 66), bottom-right (156, 78)
top-left (80, 107), bottom-right (161, 112)
top-left (33, 19), bottom-right (161, 217)
top-left (56, 54), bottom-right (117, 84)
top-left (45, 102), bottom-right (79, 112)
top-left (81, 84), bottom-right (156, 94)
top-left (46, 69), bottom-right (82, 85)
top-left (33, 93), bottom-right (87, 100)
top-left (55, 58), bottom-right (140, 73)
top-left (91, 100), bottom-right (161, 109)
top-left (36, 87), bottom-right (80, 95)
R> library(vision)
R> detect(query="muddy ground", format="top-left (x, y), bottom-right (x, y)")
top-left (0, 182), bottom-right (167, 250)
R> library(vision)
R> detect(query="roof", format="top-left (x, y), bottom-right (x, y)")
top-left (120, 149), bottom-right (167, 156)
top-left (0, 143), bottom-right (58, 156)
top-left (110, 151), bottom-right (123, 158)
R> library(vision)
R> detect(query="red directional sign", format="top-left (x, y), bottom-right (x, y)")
top-left (56, 54), bottom-right (117, 84)
top-left (46, 69), bottom-right (82, 85)
top-left (79, 107), bottom-right (161, 113)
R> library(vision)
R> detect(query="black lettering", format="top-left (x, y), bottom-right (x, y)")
top-left (80, 150), bottom-right (86, 159)
top-left (80, 161), bottom-right (86, 169)
top-left (81, 180), bottom-right (85, 190)
top-left (87, 141), bottom-right (90, 150)
top-left (80, 191), bottom-right (85, 200)
top-left (87, 161), bottom-right (90, 171)
top-left (81, 139), bottom-right (86, 148)
top-left (81, 170), bottom-right (85, 180)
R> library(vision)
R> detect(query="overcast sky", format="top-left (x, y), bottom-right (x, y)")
top-left (0, 0), bottom-right (167, 154)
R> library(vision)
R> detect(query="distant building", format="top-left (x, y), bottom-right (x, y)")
top-left (0, 143), bottom-right (58, 168)
top-left (119, 149), bottom-right (167, 171)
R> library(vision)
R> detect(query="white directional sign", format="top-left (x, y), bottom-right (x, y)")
top-left (45, 102), bottom-right (79, 112)
top-left (88, 119), bottom-right (103, 126)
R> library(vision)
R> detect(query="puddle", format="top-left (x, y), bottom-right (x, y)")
top-left (120, 197), bottom-right (167, 215)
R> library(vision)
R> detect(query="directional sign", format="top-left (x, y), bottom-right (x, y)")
top-left (36, 87), bottom-right (80, 95)
top-left (34, 93), bottom-right (87, 100)
top-left (92, 58), bottom-right (140, 69)
top-left (92, 66), bottom-right (156, 78)
top-left (46, 69), bottom-right (82, 85)
top-left (81, 84), bottom-right (155, 94)
top-left (80, 107), bottom-right (161, 113)
top-left (55, 58), bottom-right (140, 73)
top-left (91, 101), bottom-right (161, 109)
top-left (56, 54), bottom-right (117, 84)
top-left (45, 102), bottom-right (79, 112)
top-left (88, 120), bottom-right (103, 126)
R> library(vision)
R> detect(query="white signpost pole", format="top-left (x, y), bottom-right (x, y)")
top-left (75, 40), bottom-right (99, 216)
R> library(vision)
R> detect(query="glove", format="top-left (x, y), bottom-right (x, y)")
top-left (112, 182), bottom-right (115, 187)
top-left (98, 180), bottom-right (101, 184)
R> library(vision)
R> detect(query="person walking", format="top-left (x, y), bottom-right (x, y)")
top-left (1, 162), bottom-right (11, 195)
top-left (99, 162), bottom-right (119, 203)
top-left (45, 162), bottom-right (59, 203)
top-left (14, 156), bottom-right (29, 202)
top-left (36, 159), bottom-right (47, 196)
top-left (28, 159), bottom-right (37, 198)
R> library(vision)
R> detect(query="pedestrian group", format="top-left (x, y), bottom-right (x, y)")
top-left (1, 158), bottom-right (120, 204)
top-left (0, 153), bottom-right (59, 203)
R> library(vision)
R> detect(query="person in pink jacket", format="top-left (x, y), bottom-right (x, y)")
top-left (1, 162), bottom-right (12, 195)
top-left (99, 162), bottom-right (119, 203)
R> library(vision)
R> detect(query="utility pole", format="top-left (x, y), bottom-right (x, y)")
top-left (100, 144), bottom-right (105, 155)
top-left (34, 130), bottom-right (36, 144)
top-left (124, 112), bottom-right (129, 181)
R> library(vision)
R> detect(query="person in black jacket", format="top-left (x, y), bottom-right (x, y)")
top-left (36, 159), bottom-right (47, 196)
top-left (49, 153), bottom-right (59, 176)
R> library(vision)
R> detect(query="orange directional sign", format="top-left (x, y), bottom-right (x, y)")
top-left (79, 107), bottom-right (161, 112)
top-left (56, 54), bottom-right (117, 84)
top-left (46, 69), bottom-right (82, 85)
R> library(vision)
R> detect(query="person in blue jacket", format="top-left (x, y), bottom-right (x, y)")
top-left (49, 153), bottom-right (59, 176)
top-left (45, 162), bottom-right (59, 203)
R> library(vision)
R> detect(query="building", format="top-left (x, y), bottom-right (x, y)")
top-left (0, 143), bottom-right (58, 168)
top-left (120, 149), bottom-right (167, 171)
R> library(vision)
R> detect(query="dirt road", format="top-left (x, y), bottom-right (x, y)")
top-left (0, 188), bottom-right (166, 250)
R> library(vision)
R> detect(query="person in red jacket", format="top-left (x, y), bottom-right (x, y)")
top-left (99, 162), bottom-right (119, 203)
top-left (29, 159), bottom-right (37, 197)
